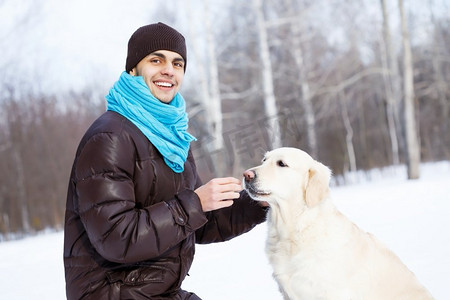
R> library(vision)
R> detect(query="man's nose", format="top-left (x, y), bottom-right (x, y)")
top-left (243, 170), bottom-right (256, 182)
top-left (161, 63), bottom-right (174, 75)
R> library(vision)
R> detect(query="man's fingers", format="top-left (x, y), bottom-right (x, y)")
top-left (221, 183), bottom-right (242, 193)
top-left (212, 177), bottom-right (242, 186)
top-left (219, 191), bottom-right (241, 201)
top-left (206, 179), bottom-right (242, 194)
top-left (216, 200), bottom-right (234, 209)
top-left (195, 177), bottom-right (242, 212)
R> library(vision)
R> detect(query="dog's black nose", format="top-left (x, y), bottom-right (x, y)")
top-left (243, 170), bottom-right (256, 182)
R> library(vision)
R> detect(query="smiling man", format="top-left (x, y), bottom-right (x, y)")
top-left (63, 22), bottom-right (268, 299)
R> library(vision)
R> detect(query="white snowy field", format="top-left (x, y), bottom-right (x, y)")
top-left (0, 161), bottom-right (449, 300)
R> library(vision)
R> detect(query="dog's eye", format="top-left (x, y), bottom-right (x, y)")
top-left (277, 160), bottom-right (288, 167)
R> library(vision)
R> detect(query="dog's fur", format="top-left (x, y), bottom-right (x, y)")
top-left (244, 147), bottom-right (433, 300)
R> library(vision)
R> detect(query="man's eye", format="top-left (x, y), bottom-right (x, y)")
top-left (277, 160), bottom-right (288, 167)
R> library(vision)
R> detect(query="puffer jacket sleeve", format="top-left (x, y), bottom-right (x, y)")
top-left (74, 131), bottom-right (208, 264)
top-left (195, 190), bottom-right (268, 244)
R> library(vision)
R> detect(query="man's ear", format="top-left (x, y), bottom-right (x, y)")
top-left (129, 67), bottom-right (137, 76)
top-left (305, 162), bottom-right (331, 207)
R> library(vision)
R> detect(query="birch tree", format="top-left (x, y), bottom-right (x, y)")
top-left (185, 0), bottom-right (211, 134)
top-left (338, 89), bottom-right (357, 177)
top-left (287, 0), bottom-right (318, 158)
top-left (380, 0), bottom-right (401, 165)
top-left (185, 0), bottom-right (227, 175)
top-left (429, 1), bottom-right (449, 148)
top-left (253, 0), bottom-right (282, 149)
top-left (203, 0), bottom-right (224, 151)
top-left (4, 100), bottom-right (31, 233)
top-left (185, 0), bottom-right (223, 151)
top-left (398, 0), bottom-right (420, 179)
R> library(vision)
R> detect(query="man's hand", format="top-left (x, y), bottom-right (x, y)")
top-left (194, 177), bottom-right (242, 212)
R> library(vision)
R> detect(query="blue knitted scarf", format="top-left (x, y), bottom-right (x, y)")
top-left (106, 71), bottom-right (196, 173)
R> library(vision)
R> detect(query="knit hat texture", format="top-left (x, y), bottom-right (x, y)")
top-left (125, 22), bottom-right (187, 73)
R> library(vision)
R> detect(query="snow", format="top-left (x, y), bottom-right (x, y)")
top-left (0, 161), bottom-right (449, 299)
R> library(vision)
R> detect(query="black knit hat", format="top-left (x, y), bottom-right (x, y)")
top-left (125, 22), bottom-right (187, 73)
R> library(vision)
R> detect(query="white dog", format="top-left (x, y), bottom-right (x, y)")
top-left (243, 147), bottom-right (434, 300)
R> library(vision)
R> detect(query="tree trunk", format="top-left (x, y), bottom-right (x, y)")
top-left (253, 0), bottom-right (282, 149)
top-left (203, 0), bottom-right (224, 151)
top-left (185, 0), bottom-right (226, 175)
top-left (338, 90), bottom-right (357, 178)
top-left (398, 0), bottom-right (420, 179)
top-left (429, 0), bottom-right (449, 158)
top-left (289, 7), bottom-right (318, 158)
top-left (12, 146), bottom-right (31, 232)
top-left (380, 0), bottom-right (401, 166)
top-left (185, 0), bottom-right (211, 139)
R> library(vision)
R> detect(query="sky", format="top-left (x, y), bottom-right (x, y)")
top-left (0, 0), bottom-right (179, 95)
top-left (0, 161), bottom-right (449, 299)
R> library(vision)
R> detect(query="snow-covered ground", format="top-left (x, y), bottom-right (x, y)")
top-left (0, 161), bottom-right (449, 299)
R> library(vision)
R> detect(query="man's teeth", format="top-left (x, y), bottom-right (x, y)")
top-left (155, 82), bottom-right (173, 87)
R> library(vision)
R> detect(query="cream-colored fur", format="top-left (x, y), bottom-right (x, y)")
top-left (244, 147), bottom-right (434, 300)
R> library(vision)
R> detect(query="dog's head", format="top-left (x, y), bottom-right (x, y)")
top-left (243, 147), bottom-right (331, 208)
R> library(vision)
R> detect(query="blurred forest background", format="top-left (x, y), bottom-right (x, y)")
top-left (0, 0), bottom-right (449, 238)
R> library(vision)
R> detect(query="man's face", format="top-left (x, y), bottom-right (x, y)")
top-left (130, 50), bottom-right (185, 104)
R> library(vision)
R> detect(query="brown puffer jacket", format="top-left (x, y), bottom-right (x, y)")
top-left (63, 111), bottom-right (267, 299)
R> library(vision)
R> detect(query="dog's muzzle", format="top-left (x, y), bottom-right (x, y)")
top-left (243, 169), bottom-right (271, 197)
top-left (243, 169), bottom-right (257, 195)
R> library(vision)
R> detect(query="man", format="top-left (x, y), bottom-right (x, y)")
top-left (63, 22), bottom-right (268, 299)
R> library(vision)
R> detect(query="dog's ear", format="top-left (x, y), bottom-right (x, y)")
top-left (305, 162), bottom-right (331, 207)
